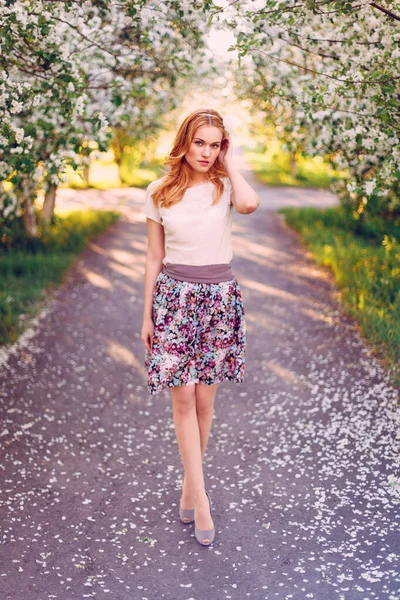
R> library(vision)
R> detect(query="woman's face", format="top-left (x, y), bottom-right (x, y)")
top-left (184, 125), bottom-right (223, 174)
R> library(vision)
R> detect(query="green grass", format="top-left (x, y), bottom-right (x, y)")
top-left (280, 206), bottom-right (400, 381)
top-left (243, 140), bottom-right (347, 189)
top-left (64, 155), bottom-right (164, 189)
top-left (0, 209), bottom-right (120, 346)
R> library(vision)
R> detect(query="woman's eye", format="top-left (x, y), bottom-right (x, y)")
top-left (194, 141), bottom-right (219, 148)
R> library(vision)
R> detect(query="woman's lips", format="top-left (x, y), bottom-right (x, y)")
top-left (198, 161), bottom-right (209, 165)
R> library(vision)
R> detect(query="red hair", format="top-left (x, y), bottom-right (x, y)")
top-left (152, 109), bottom-right (229, 209)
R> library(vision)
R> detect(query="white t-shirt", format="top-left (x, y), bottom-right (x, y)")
top-left (144, 177), bottom-right (234, 266)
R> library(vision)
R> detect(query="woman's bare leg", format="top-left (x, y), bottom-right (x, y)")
top-left (181, 383), bottom-right (218, 507)
top-left (196, 382), bottom-right (218, 456)
top-left (171, 384), bottom-right (213, 534)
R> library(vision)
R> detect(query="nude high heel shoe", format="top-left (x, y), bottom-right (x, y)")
top-left (179, 506), bottom-right (194, 524)
top-left (194, 490), bottom-right (215, 546)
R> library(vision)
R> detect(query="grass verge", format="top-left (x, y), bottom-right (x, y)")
top-left (64, 156), bottom-right (164, 189)
top-left (280, 206), bottom-right (400, 383)
top-left (0, 209), bottom-right (120, 346)
top-left (242, 142), bottom-right (347, 189)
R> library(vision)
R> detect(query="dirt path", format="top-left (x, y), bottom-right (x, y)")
top-left (0, 161), bottom-right (399, 600)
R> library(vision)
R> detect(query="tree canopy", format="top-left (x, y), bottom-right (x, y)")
top-left (1, 0), bottom-right (399, 236)
top-left (221, 0), bottom-right (400, 217)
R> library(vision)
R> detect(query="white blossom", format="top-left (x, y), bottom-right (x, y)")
top-left (364, 180), bottom-right (377, 196)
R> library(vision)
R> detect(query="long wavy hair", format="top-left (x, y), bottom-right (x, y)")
top-left (152, 109), bottom-right (229, 209)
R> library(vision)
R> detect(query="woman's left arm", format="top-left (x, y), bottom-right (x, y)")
top-left (220, 133), bottom-right (260, 214)
top-left (226, 165), bottom-right (260, 214)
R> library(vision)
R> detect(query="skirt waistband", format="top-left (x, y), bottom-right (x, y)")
top-left (162, 263), bottom-right (234, 283)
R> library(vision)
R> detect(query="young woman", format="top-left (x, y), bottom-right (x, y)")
top-left (141, 109), bottom-right (259, 546)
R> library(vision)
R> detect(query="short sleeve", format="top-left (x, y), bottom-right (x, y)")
top-left (144, 180), bottom-right (162, 223)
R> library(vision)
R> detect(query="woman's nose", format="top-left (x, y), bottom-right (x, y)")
top-left (202, 146), bottom-right (211, 157)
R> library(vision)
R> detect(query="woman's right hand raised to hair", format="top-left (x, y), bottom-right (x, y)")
top-left (141, 317), bottom-right (155, 352)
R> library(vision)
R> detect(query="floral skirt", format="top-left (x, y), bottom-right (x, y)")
top-left (145, 272), bottom-right (246, 395)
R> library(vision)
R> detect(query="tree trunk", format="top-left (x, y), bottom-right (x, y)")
top-left (112, 138), bottom-right (125, 184)
top-left (82, 159), bottom-right (90, 187)
top-left (290, 151), bottom-right (298, 178)
top-left (21, 176), bottom-right (37, 238)
top-left (41, 183), bottom-right (58, 225)
top-left (115, 157), bottom-right (124, 184)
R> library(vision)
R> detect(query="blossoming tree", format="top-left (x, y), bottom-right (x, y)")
top-left (0, 0), bottom-right (207, 236)
top-left (219, 0), bottom-right (400, 218)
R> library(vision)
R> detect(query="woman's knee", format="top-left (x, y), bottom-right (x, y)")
top-left (195, 383), bottom-right (218, 415)
top-left (171, 384), bottom-right (196, 416)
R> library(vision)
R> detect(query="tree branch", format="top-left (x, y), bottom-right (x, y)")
top-left (51, 16), bottom-right (121, 59)
top-left (250, 48), bottom-right (400, 85)
top-left (268, 91), bottom-right (400, 132)
top-left (256, 27), bottom-right (373, 73)
top-left (251, 2), bottom-right (365, 18)
top-left (370, 2), bottom-right (400, 21)
top-left (250, 1), bottom-right (400, 21)
top-left (252, 12), bottom-right (384, 47)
